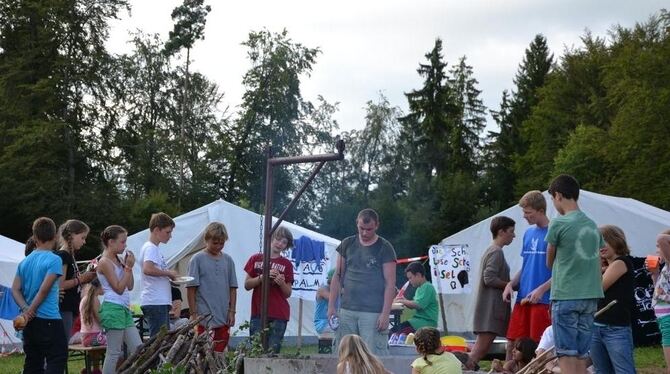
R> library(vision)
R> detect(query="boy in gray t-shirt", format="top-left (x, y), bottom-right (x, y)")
top-left (186, 222), bottom-right (238, 352)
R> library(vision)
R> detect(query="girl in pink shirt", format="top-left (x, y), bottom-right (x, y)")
top-left (79, 279), bottom-right (106, 374)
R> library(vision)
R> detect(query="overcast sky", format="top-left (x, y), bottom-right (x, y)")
top-left (107, 0), bottom-right (666, 134)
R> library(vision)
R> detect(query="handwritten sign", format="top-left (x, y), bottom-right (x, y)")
top-left (428, 244), bottom-right (471, 294)
top-left (283, 248), bottom-right (329, 301)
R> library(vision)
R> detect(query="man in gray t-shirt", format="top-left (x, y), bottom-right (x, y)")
top-left (328, 208), bottom-right (397, 356)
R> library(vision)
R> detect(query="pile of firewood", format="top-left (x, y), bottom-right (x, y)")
top-left (118, 315), bottom-right (229, 374)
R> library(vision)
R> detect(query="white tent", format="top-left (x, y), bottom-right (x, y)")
top-left (435, 190), bottom-right (670, 334)
top-left (0, 234), bottom-right (25, 352)
top-left (125, 199), bottom-right (341, 337)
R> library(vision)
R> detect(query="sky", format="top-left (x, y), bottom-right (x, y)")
top-left (107, 0), bottom-right (666, 134)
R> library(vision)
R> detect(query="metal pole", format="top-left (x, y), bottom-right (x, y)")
top-left (260, 147), bottom-right (273, 350)
top-left (271, 161), bottom-right (326, 233)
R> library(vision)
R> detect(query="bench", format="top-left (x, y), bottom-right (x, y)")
top-left (68, 344), bottom-right (106, 374)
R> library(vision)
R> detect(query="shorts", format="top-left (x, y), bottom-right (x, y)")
top-left (100, 302), bottom-right (135, 330)
top-left (659, 315), bottom-right (670, 347)
top-left (507, 303), bottom-right (551, 342)
top-left (551, 299), bottom-right (597, 357)
top-left (197, 324), bottom-right (230, 352)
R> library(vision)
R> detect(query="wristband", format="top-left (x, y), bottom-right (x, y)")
top-left (21, 305), bottom-right (29, 312)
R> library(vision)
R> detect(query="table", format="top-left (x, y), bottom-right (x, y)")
top-left (68, 344), bottom-right (106, 374)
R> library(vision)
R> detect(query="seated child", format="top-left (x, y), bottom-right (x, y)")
top-left (314, 269), bottom-right (335, 334)
top-left (79, 279), bottom-right (106, 374)
top-left (411, 327), bottom-right (462, 374)
top-left (169, 285), bottom-right (188, 330)
top-left (337, 334), bottom-right (390, 374)
top-left (491, 337), bottom-right (536, 373)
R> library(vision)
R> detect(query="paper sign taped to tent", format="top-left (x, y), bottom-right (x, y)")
top-left (283, 236), bottom-right (329, 301)
top-left (429, 244), bottom-right (471, 294)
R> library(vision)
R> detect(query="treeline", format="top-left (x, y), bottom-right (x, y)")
top-left (0, 1), bottom-right (668, 261)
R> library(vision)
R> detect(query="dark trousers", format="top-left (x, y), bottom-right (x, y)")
top-left (23, 317), bottom-right (68, 374)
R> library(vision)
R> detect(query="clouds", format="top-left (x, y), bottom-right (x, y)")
top-left (108, 0), bottom-right (666, 133)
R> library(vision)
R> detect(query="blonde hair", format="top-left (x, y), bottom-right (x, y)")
top-left (414, 327), bottom-right (442, 366)
top-left (599, 225), bottom-right (630, 256)
top-left (81, 279), bottom-right (102, 327)
top-left (519, 190), bottom-right (546, 212)
top-left (204, 222), bottom-right (228, 242)
top-left (337, 334), bottom-right (386, 374)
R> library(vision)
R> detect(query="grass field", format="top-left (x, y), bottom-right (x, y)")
top-left (0, 345), bottom-right (665, 373)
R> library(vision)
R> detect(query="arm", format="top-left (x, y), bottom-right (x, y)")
top-left (527, 278), bottom-right (552, 304)
top-left (170, 299), bottom-right (182, 318)
top-left (602, 260), bottom-right (627, 291)
top-left (483, 252), bottom-right (508, 289)
top-left (377, 261), bottom-right (396, 330)
top-left (274, 273), bottom-right (292, 298)
top-left (92, 297), bottom-right (101, 324)
top-left (11, 275), bottom-right (34, 320)
top-left (316, 286), bottom-right (330, 301)
top-left (21, 274), bottom-right (59, 319)
top-left (244, 273), bottom-right (261, 290)
top-left (59, 263), bottom-right (80, 291)
top-left (227, 287), bottom-right (237, 326)
top-left (187, 286), bottom-right (197, 318)
top-left (142, 261), bottom-right (177, 279)
top-left (97, 259), bottom-right (133, 295)
top-left (327, 254), bottom-right (345, 319)
top-left (546, 243), bottom-right (556, 269)
top-left (503, 270), bottom-right (521, 302)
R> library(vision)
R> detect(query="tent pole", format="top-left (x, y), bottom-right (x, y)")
top-left (297, 299), bottom-right (303, 349)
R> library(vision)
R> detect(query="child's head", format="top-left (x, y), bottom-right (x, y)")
top-left (271, 226), bottom-right (293, 252)
top-left (599, 225), bottom-right (630, 260)
top-left (405, 261), bottom-right (426, 287)
top-left (337, 334), bottom-right (385, 374)
top-left (548, 174), bottom-right (580, 214)
top-left (657, 229), bottom-right (670, 261)
top-left (519, 190), bottom-right (546, 225)
top-left (24, 236), bottom-right (37, 256)
top-left (490, 216), bottom-right (515, 243)
top-left (513, 338), bottom-right (537, 364)
top-left (414, 327), bottom-right (442, 364)
top-left (149, 212), bottom-right (175, 244)
top-left (32, 217), bottom-right (57, 246)
top-left (204, 222), bottom-right (228, 254)
top-left (59, 219), bottom-right (89, 253)
top-left (101, 225), bottom-right (128, 253)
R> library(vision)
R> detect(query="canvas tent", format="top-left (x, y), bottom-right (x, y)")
top-left (126, 199), bottom-right (341, 337)
top-left (0, 234), bottom-right (25, 352)
top-left (434, 190), bottom-right (670, 334)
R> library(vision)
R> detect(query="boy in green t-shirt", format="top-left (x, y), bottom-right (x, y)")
top-left (546, 174), bottom-right (604, 374)
top-left (392, 261), bottom-right (438, 334)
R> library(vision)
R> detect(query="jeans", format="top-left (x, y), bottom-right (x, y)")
top-left (103, 326), bottom-right (142, 374)
top-left (250, 317), bottom-right (287, 353)
top-left (336, 308), bottom-right (389, 356)
top-left (552, 299), bottom-right (597, 357)
top-left (141, 304), bottom-right (170, 338)
top-left (590, 324), bottom-right (637, 374)
top-left (23, 317), bottom-right (68, 374)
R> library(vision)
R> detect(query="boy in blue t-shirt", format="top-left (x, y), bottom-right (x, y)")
top-left (546, 175), bottom-right (604, 374)
top-left (503, 190), bottom-right (552, 358)
top-left (12, 217), bottom-right (67, 373)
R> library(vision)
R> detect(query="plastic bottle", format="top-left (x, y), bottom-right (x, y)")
top-left (397, 333), bottom-right (407, 345)
top-left (329, 315), bottom-right (340, 331)
top-left (405, 332), bottom-right (415, 345)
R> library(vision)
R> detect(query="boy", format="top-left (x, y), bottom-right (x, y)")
top-left (503, 190), bottom-right (552, 358)
top-left (392, 261), bottom-right (438, 334)
top-left (546, 174), bottom-right (603, 374)
top-left (140, 212), bottom-right (178, 337)
top-left (244, 226), bottom-right (294, 353)
top-left (186, 222), bottom-right (237, 352)
top-left (12, 217), bottom-right (67, 373)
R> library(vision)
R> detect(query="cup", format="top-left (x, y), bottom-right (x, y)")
top-left (646, 255), bottom-right (661, 270)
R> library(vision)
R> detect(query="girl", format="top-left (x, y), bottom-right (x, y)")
top-left (492, 337), bottom-right (536, 373)
top-left (651, 229), bottom-right (670, 373)
top-left (57, 219), bottom-right (96, 338)
top-left (96, 225), bottom-right (142, 374)
top-left (411, 327), bottom-right (462, 374)
top-left (80, 279), bottom-right (106, 374)
top-left (337, 334), bottom-right (388, 374)
top-left (590, 225), bottom-right (635, 374)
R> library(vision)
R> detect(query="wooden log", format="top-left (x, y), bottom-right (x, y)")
top-left (165, 334), bottom-right (187, 363)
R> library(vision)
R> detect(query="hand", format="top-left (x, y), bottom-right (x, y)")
top-left (227, 310), bottom-right (235, 326)
top-left (25, 308), bottom-right (36, 321)
top-left (527, 287), bottom-right (544, 304)
top-left (645, 258), bottom-right (660, 275)
top-left (269, 269), bottom-right (279, 279)
top-left (376, 313), bottom-right (389, 331)
top-left (167, 269), bottom-right (179, 280)
top-left (273, 273), bottom-right (285, 285)
top-left (503, 282), bottom-right (513, 302)
top-left (124, 252), bottom-right (135, 268)
top-left (327, 306), bottom-right (336, 320)
top-left (491, 358), bottom-right (503, 372)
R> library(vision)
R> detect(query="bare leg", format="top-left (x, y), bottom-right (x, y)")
top-left (558, 356), bottom-right (587, 374)
top-left (467, 332), bottom-right (496, 368)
